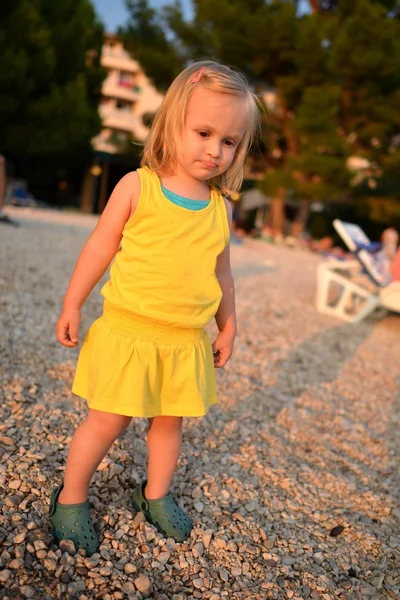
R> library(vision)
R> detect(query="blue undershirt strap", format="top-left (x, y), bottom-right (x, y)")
top-left (161, 186), bottom-right (210, 211)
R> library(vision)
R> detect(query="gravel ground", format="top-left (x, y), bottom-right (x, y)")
top-left (0, 208), bottom-right (399, 600)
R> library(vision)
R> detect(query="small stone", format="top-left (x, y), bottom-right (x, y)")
top-left (131, 512), bottom-right (146, 529)
top-left (329, 525), bottom-right (345, 537)
top-left (282, 556), bottom-right (296, 566)
top-left (0, 569), bottom-right (11, 583)
top-left (33, 540), bottom-right (47, 551)
top-left (114, 528), bottom-right (126, 540)
top-left (231, 567), bottom-right (242, 577)
top-left (0, 436), bottom-right (15, 447)
top-left (265, 559), bottom-right (278, 567)
top-left (20, 585), bottom-right (36, 598)
top-left (192, 542), bottom-right (204, 558)
top-left (193, 578), bottom-right (203, 589)
top-left (202, 531), bottom-right (213, 548)
top-left (84, 556), bottom-right (100, 569)
top-left (9, 558), bottom-right (24, 569)
top-left (124, 563), bottom-right (137, 575)
top-left (157, 551), bottom-right (171, 565)
top-left (134, 574), bottom-right (152, 597)
top-left (9, 480), bottom-right (22, 490)
top-left (194, 501), bottom-right (204, 513)
top-left (68, 581), bottom-right (86, 593)
top-left (313, 552), bottom-right (324, 565)
top-left (165, 538), bottom-right (176, 552)
top-left (360, 584), bottom-right (378, 596)
top-left (59, 540), bottom-right (76, 555)
top-left (13, 532), bottom-right (27, 544)
top-left (210, 595), bottom-right (221, 600)
top-left (219, 568), bottom-right (229, 582)
top-left (371, 575), bottom-right (384, 589)
top-left (122, 582), bottom-right (136, 594)
top-left (44, 558), bottom-right (57, 571)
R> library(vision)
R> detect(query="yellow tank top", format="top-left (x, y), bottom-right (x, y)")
top-left (101, 167), bottom-right (230, 329)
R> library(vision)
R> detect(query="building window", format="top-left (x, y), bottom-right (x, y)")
top-left (119, 71), bottom-right (135, 88)
top-left (116, 99), bottom-right (132, 112)
top-left (108, 129), bottom-right (129, 145)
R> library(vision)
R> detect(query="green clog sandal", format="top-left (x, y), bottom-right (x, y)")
top-left (50, 484), bottom-right (99, 556)
top-left (131, 481), bottom-right (192, 542)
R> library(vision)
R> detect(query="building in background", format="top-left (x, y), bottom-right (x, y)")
top-left (94, 34), bottom-right (163, 153)
top-left (81, 34), bottom-right (163, 212)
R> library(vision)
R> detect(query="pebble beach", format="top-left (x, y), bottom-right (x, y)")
top-left (0, 208), bottom-right (399, 600)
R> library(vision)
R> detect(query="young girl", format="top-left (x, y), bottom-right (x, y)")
top-left (51, 60), bottom-right (260, 556)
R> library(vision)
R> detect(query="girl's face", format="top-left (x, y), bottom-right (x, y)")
top-left (176, 86), bottom-right (248, 184)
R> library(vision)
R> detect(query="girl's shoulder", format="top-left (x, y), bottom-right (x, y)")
top-left (118, 169), bottom-right (141, 191)
top-left (115, 170), bottom-right (141, 221)
top-left (221, 196), bottom-right (233, 228)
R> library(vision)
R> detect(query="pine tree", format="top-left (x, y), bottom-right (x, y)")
top-left (120, 0), bottom-right (400, 232)
top-left (0, 0), bottom-right (105, 199)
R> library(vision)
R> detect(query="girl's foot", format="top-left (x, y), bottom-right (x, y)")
top-left (131, 481), bottom-right (192, 542)
top-left (50, 484), bottom-right (99, 556)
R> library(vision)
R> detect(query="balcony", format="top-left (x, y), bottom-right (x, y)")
top-left (92, 133), bottom-right (119, 154)
top-left (102, 80), bottom-right (140, 103)
top-left (99, 105), bottom-right (139, 133)
top-left (101, 46), bottom-right (140, 73)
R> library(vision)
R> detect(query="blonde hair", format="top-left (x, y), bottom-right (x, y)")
top-left (141, 60), bottom-right (261, 195)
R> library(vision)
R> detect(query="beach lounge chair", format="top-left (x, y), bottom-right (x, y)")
top-left (316, 219), bottom-right (400, 322)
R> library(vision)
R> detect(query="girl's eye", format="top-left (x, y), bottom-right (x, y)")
top-left (199, 131), bottom-right (209, 138)
top-left (224, 139), bottom-right (236, 147)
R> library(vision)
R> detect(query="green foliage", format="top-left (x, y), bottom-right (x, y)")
top-left (0, 0), bottom-right (105, 160)
top-left (120, 0), bottom-right (400, 222)
top-left (120, 0), bottom-right (184, 91)
top-left (120, 0), bottom-right (299, 86)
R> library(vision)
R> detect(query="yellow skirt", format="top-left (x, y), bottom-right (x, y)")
top-left (72, 303), bottom-right (218, 418)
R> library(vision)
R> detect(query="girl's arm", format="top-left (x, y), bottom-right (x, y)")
top-left (56, 171), bottom-right (140, 347)
top-left (213, 199), bottom-right (237, 368)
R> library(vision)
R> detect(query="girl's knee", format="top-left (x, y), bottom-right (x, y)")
top-left (148, 416), bottom-right (183, 432)
top-left (87, 409), bottom-right (132, 435)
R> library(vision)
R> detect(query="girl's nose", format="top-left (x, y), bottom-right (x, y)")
top-left (208, 143), bottom-right (221, 159)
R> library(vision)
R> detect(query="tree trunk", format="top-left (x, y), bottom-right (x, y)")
top-left (270, 189), bottom-right (286, 237)
top-left (342, 80), bottom-right (350, 133)
top-left (291, 199), bottom-right (311, 238)
top-left (97, 161), bottom-right (110, 214)
top-left (0, 156), bottom-right (5, 212)
top-left (80, 168), bottom-right (95, 213)
top-left (309, 0), bottom-right (319, 13)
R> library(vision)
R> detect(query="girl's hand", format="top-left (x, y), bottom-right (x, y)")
top-left (56, 308), bottom-right (81, 348)
top-left (212, 331), bottom-right (235, 368)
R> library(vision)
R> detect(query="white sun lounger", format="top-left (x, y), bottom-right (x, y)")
top-left (316, 219), bottom-right (400, 322)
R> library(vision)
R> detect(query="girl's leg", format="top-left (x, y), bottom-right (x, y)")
top-left (58, 409), bottom-right (132, 504)
top-left (145, 416), bottom-right (183, 500)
